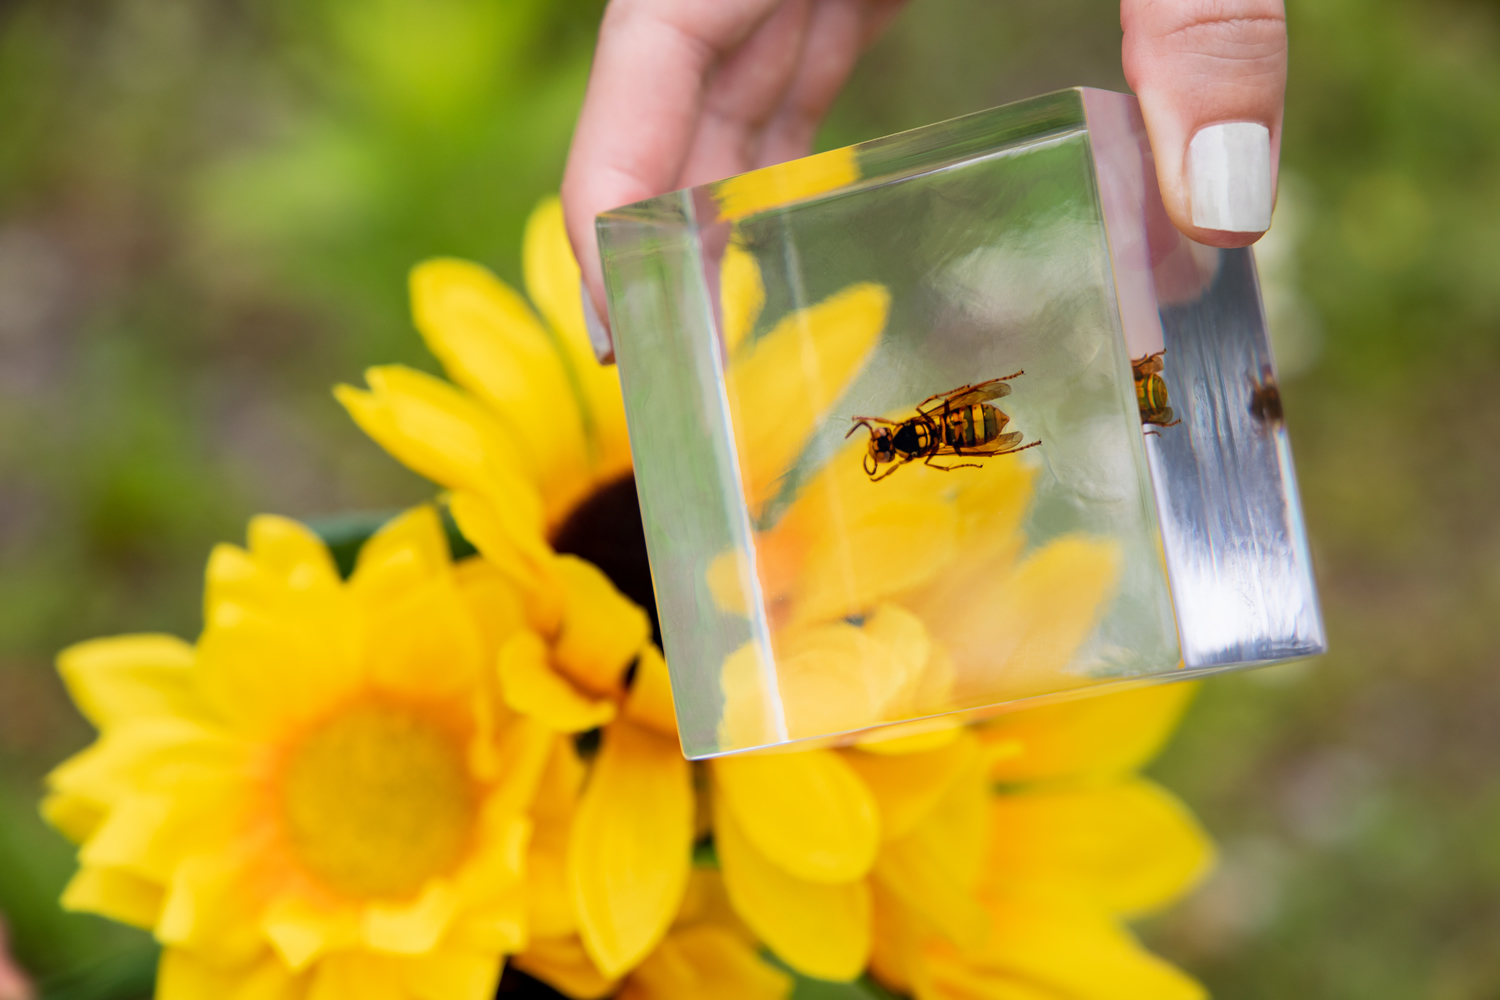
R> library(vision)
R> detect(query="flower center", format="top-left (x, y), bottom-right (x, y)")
top-left (553, 474), bottom-right (660, 641)
top-left (280, 701), bottom-right (477, 900)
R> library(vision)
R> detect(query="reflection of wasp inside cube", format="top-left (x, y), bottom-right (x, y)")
top-left (1132, 350), bottom-right (1180, 433)
top-left (1249, 365), bottom-right (1283, 427)
top-left (847, 372), bottom-right (1041, 482)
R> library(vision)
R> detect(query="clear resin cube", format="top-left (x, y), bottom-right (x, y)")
top-left (597, 88), bottom-right (1325, 758)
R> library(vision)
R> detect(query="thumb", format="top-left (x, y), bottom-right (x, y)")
top-left (1122, 0), bottom-right (1287, 246)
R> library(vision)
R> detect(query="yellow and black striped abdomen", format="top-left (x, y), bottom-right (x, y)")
top-left (1137, 374), bottom-right (1169, 413)
top-left (946, 403), bottom-right (1002, 449)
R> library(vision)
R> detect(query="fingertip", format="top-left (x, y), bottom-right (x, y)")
top-left (580, 276), bottom-right (615, 365)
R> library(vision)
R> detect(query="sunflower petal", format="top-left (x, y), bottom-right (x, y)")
top-left (712, 146), bottom-right (860, 222)
top-left (80, 785), bottom-right (236, 884)
top-left (336, 366), bottom-right (539, 520)
top-left (550, 555), bottom-right (650, 697)
top-left (714, 798), bottom-right (870, 982)
top-left (56, 635), bottom-right (198, 731)
top-left (410, 258), bottom-right (591, 520)
top-left (362, 575), bottom-right (487, 701)
top-left (447, 491), bottom-right (558, 615)
top-left (195, 605), bottom-right (357, 736)
top-left (713, 749), bottom-right (878, 884)
top-left (498, 631), bottom-right (618, 733)
top-left (984, 683), bottom-right (1198, 785)
top-left (514, 936), bottom-right (617, 1000)
top-left (263, 894), bottom-right (357, 972)
top-left (930, 890), bottom-right (1207, 1000)
top-left (984, 778), bottom-right (1214, 917)
top-left (246, 515), bottom-right (343, 589)
top-left (790, 495), bottom-right (958, 629)
top-left (399, 950), bottom-right (504, 1000)
top-left (59, 865), bottom-right (163, 929)
top-left (622, 644), bottom-right (678, 738)
top-left (569, 720), bottom-right (693, 978)
top-left (842, 732), bottom-right (977, 841)
top-left (874, 832), bottom-right (988, 956)
top-left (725, 282), bottom-right (888, 510)
top-left (363, 881), bottom-right (460, 955)
top-left (770, 622), bottom-right (901, 740)
top-left (719, 238), bottom-right (765, 358)
top-left (308, 951), bottom-right (407, 1000)
top-left (453, 556), bottom-right (529, 656)
top-left (351, 506), bottom-right (450, 596)
top-left (521, 198), bottom-right (632, 482)
top-left (618, 925), bottom-right (792, 1000)
top-left (158, 948), bottom-right (301, 1000)
top-left (916, 534), bottom-right (1122, 703)
top-left (872, 741), bottom-right (990, 950)
top-left (524, 741), bottom-right (585, 939)
top-left (157, 852), bottom-right (263, 961)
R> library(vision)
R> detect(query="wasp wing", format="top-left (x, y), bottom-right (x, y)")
top-left (941, 379), bottom-right (1013, 408)
top-left (962, 431), bottom-right (1027, 455)
top-left (1131, 354), bottom-right (1165, 377)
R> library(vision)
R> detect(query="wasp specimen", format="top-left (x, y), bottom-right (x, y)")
top-left (1132, 350), bottom-right (1180, 433)
top-left (1249, 365), bottom-right (1283, 426)
top-left (846, 372), bottom-right (1041, 482)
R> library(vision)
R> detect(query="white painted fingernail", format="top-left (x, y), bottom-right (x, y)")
top-left (1189, 122), bottom-right (1273, 233)
top-left (581, 279), bottom-right (615, 364)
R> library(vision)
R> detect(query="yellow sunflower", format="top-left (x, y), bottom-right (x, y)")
top-left (334, 195), bottom-right (1210, 995)
top-left (338, 200), bottom-right (695, 984)
top-left (43, 507), bottom-right (577, 999)
top-left (515, 870), bottom-right (790, 1000)
top-left (870, 683), bottom-right (1214, 1000)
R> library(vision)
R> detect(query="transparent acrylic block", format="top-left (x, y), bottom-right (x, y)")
top-left (597, 88), bottom-right (1325, 758)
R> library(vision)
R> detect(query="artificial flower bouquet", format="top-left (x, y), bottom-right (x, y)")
top-left (43, 198), bottom-right (1214, 1000)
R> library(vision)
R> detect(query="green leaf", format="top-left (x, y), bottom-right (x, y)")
top-left (305, 507), bottom-right (477, 578)
top-left (38, 941), bottom-right (157, 1000)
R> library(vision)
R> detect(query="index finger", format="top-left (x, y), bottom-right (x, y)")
top-left (561, 0), bottom-right (785, 355)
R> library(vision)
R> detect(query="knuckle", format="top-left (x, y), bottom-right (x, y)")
top-left (1161, 1), bottom-right (1287, 48)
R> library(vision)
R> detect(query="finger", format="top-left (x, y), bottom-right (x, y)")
top-left (1122, 0), bottom-right (1287, 247)
top-left (756, 0), bottom-right (908, 167)
top-left (562, 0), bottom-right (783, 350)
top-left (678, 0), bottom-right (815, 187)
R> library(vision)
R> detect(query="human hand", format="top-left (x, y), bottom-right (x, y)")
top-left (561, 0), bottom-right (907, 361)
top-left (563, 0), bottom-right (1287, 362)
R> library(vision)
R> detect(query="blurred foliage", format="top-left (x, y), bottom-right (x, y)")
top-left (2, 0), bottom-right (1499, 997)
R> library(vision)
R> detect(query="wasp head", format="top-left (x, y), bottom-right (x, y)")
top-left (863, 426), bottom-right (895, 475)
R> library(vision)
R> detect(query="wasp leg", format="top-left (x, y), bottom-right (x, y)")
top-left (924, 459), bottom-right (985, 472)
top-left (845, 415), bottom-right (901, 438)
top-left (869, 455), bottom-right (914, 482)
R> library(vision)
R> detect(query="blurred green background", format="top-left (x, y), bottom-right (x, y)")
top-left (1, 0), bottom-right (1497, 997)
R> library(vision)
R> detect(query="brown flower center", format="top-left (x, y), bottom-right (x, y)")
top-left (553, 474), bottom-right (660, 642)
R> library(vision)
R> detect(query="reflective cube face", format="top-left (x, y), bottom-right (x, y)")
top-left (599, 88), bottom-right (1323, 758)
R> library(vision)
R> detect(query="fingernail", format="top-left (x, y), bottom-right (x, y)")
top-left (1189, 122), bottom-right (1273, 233)
top-left (581, 279), bottom-right (615, 364)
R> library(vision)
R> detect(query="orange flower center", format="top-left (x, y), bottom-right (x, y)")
top-left (280, 701), bottom-right (477, 899)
